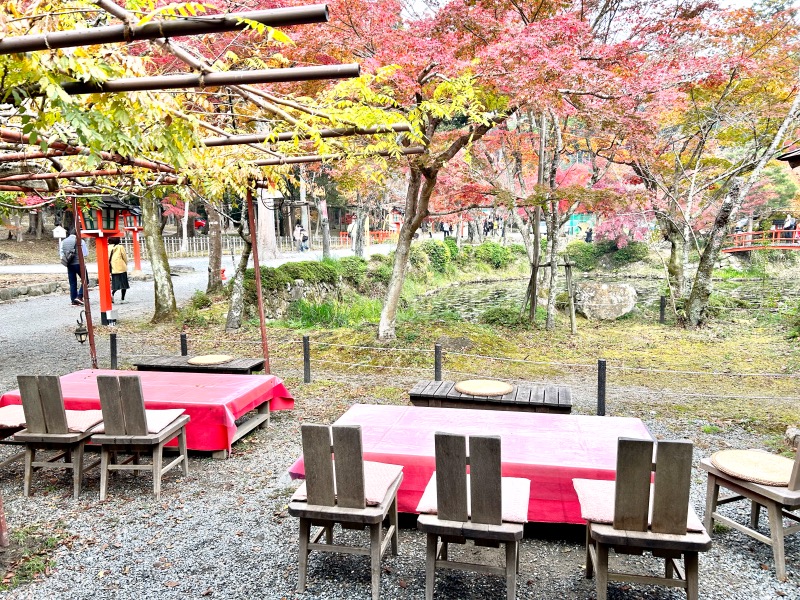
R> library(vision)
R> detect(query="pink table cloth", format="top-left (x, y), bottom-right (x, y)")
top-left (0, 369), bottom-right (294, 452)
top-left (288, 404), bottom-right (652, 524)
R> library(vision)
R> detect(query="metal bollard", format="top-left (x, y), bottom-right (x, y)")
top-left (180, 333), bottom-right (188, 356)
top-left (659, 296), bottom-right (666, 324)
top-left (110, 333), bottom-right (118, 370)
top-left (597, 359), bottom-right (607, 416)
top-left (303, 336), bottom-right (311, 383)
top-left (434, 343), bottom-right (442, 381)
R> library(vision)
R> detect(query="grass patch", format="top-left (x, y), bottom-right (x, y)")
top-left (0, 523), bottom-right (69, 591)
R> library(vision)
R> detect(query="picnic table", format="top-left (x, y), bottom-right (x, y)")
top-left (0, 369), bottom-right (293, 456)
top-left (289, 404), bottom-right (652, 524)
top-left (409, 380), bottom-right (572, 414)
top-left (133, 355), bottom-right (265, 375)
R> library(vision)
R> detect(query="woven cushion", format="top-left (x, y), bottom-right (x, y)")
top-left (454, 379), bottom-right (513, 397)
top-left (711, 449), bottom-right (796, 487)
top-left (93, 409), bottom-right (185, 435)
top-left (64, 410), bottom-right (104, 433)
top-left (291, 461), bottom-right (402, 507)
top-left (187, 354), bottom-right (234, 365)
top-left (415, 473), bottom-right (530, 524)
top-left (572, 478), bottom-right (705, 532)
top-left (0, 405), bottom-right (27, 429)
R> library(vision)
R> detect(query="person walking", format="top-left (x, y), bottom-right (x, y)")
top-left (60, 229), bottom-right (87, 306)
top-left (293, 220), bottom-right (304, 252)
top-left (109, 237), bottom-right (130, 303)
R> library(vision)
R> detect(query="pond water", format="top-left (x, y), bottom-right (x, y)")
top-left (412, 275), bottom-right (800, 322)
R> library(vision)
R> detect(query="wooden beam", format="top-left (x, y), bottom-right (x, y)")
top-left (0, 6), bottom-right (329, 55)
top-left (202, 123), bottom-right (411, 147)
top-left (251, 146), bottom-right (426, 166)
top-left (19, 65), bottom-right (360, 97)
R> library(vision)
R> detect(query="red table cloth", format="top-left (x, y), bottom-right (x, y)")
top-left (288, 404), bottom-right (652, 524)
top-left (0, 369), bottom-right (294, 452)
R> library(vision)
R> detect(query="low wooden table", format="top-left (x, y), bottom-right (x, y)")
top-left (409, 380), bottom-right (572, 414)
top-left (134, 355), bottom-right (265, 375)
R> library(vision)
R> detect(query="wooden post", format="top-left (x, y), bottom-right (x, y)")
top-left (247, 187), bottom-right (272, 373)
top-left (180, 333), bottom-right (188, 356)
top-left (303, 336), bottom-right (311, 383)
top-left (434, 344), bottom-right (442, 381)
top-left (110, 333), bottom-right (117, 370)
top-left (597, 359), bottom-right (607, 416)
top-left (659, 296), bottom-right (666, 324)
top-left (565, 261), bottom-right (577, 335)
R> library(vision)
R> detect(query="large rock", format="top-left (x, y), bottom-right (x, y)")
top-left (574, 282), bottom-right (637, 320)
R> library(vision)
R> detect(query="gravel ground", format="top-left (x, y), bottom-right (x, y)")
top-left (0, 380), bottom-right (795, 600)
top-left (1, 254), bottom-right (798, 599)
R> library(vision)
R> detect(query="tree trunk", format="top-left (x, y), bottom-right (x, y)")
top-left (545, 203), bottom-right (560, 331)
top-left (353, 204), bottom-right (367, 258)
top-left (14, 212), bottom-right (23, 242)
top-left (179, 200), bottom-right (190, 252)
top-left (378, 167), bottom-right (430, 340)
top-left (317, 196), bottom-right (332, 259)
top-left (659, 216), bottom-right (687, 298)
top-left (685, 182), bottom-right (739, 327)
top-left (206, 202), bottom-right (223, 294)
top-left (226, 203), bottom-right (252, 331)
top-left (142, 194), bottom-right (177, 322)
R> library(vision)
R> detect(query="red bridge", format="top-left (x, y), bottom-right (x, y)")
top-left (723, 230), bottom-right (800, 253)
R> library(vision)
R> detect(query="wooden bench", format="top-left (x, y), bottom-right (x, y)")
top-left (409, 380), bottom-right (572, 414)
top-left (133, 355), bottom-right (265, 375)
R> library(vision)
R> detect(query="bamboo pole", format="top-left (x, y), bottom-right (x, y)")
top-left (0, 6), bottom-right (330, 55)
top-left (0, 169), bottom-right (181, 183)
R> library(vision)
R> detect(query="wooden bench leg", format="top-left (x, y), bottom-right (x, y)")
top-left (370, 522), bottom-right (382, 600)
top-left (133, 452), bottom-right (140, 477)
top-left (23, 447), bottom-right (35, 497)
top-left (152, 444), bottom-right (163, 500)
top-left (389, 494), bottom-right (399, 556)
top-left (178, 427), bottom-right (189, 476)
top-left (72, 443), bottom-right (84, 499)
top-left (595, 542), bottom-right (608, 600)
top-left (425, 533), bottom-right (437, 600)
top-left (685, 552), bottom-right (699, 600)
top-left (298, 518), bottom-right (310, 592)
top-left (505, 540), bottom-right (517, 600)
top-left (585, 525), bottom-right (594, 579)
top-left (704, 475), bottom-right (719, 531)
top-left (100, 447), bottom-right (111, 501)
top-left (750, 500), bottom-right (761, 530)
top-left (766, 501), bottom-right (787, 581)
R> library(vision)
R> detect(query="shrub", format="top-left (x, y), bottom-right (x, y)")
top-left (563, 240), bottom-right (600, 271)
top-left (338, 256), bottom-right (368, 288)
top-left (189, 290), bottom-right (212, 310)
top-left (444, 236), bottom-right (459, 257)
top-left (611, 241), bottom-right (649, 265)
top-left (479, 305), bottom-right (528, 328)
top-left (474, 240), bottom-right (512, 269)
top-left (372, 263), bottom-right (393, 284)
top-left (408, 244), bottom-right (430, 269)
top-left (509, 243), bottom-right (527, 256)
top-left (420, 240), bottom-right (452, 273)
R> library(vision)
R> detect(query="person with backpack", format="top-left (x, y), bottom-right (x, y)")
top-left (60, 229), bottom-right (88, 306)
top-left (109, 237), bottom-right (130, 303)
top-left (293, 220), bottom-right (304, 252)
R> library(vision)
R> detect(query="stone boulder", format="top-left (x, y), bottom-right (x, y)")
top-left (786, 426), bottom-right (800, 450)
top-left (574, 282), bottom-right (637, 320)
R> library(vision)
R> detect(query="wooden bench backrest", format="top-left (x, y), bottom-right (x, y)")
top-left (613, 438), bottom-right (692, 535)
top-left (434, 432), bottom-right (502, 525)
top-left (17, 375), bottom-right (68, 434)
top-left (97, 375), bottom-right (148, 436)
top-left (301, 424), bottom-right (365, 509)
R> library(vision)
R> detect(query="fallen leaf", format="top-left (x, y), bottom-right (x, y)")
top-left (165, 581), bottom-right (179, 588)
top-left (398, 579), bottom-right (407, 589)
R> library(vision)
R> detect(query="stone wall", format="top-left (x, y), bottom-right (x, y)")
top-left (257, 279), bottom-right (343, 319)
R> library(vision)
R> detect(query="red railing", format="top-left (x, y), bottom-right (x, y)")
top-left (724, 229), bottom-right (800, 252)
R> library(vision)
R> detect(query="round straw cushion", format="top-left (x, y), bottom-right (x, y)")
top-left (454, 379), bottom-right (514, 397)
top-left (187, 354), bottom-right (234, 366)
top-left (711, 449), bottom-right (795, 486)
